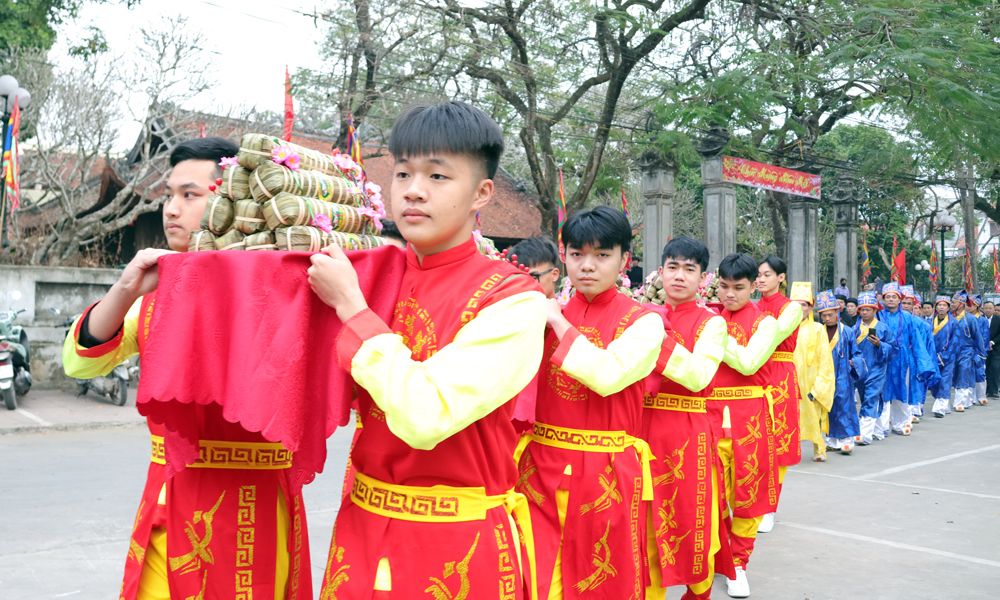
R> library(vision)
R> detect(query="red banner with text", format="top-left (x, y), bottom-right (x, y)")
top-left (722, 156), bottom-right (822, 199)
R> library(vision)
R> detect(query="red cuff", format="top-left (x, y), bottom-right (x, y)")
top-left (73, 302), bottom-right (126, 358)
top-left (655, 337), bottom-right (678, 374)
top-left (550, 327), bottom-right (582, 369)
top-left (335, 308), bottom-right (393, 373)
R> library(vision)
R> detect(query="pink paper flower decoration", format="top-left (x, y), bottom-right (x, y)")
top-left (219, 156), bottom-right (239, 168)
top-left (271, 147), bottom-right (300, 171)
top-left (312, 214), bottom-right (333, 233)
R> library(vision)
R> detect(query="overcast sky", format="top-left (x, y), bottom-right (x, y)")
top-left (52, 0), bottom-right (332, 150)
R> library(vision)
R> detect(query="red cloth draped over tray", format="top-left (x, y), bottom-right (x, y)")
top-left (136, 248), bottom-right (405, 493)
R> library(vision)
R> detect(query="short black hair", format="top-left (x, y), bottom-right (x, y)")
top-left (846, 297), bottom-right (858, 306)
top-left (380, 220), bottom-right (405, 242)
top-left (661, 236), bottom-right (709, 272)
top-left (563, 205), bottom-right (632, 255)
top-left (508, 236), bottom-right (559, 269)
top-left (169, 137), bottom-right (239, 178)
top-left (718, 253), bottom-right (758, 282)
top-left (389, 101), bottom-right (504, 179)
top-left (759, 255), bottom-right (787, 276)
top-left (835, 294), bottom-right (847, 301)
top-left (840, 278), bottom-right (847, 284)
top-left (922, 301), bottom-right (933, 308)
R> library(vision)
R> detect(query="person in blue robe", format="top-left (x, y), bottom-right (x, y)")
top-left (948, 290), bottom-right (981, 412)
top-left (877, 283), bottom-right (937, 437)
top-left (901, 286), bottom-right (939, 422)
top-left (930, 295), bottom-right (958, 417)
top-left (853, 291), bottom-right (896, 444)
top-left (816, 291), bottom-right (864, 453)
top-left (969, 294), bottom-right (990, 404)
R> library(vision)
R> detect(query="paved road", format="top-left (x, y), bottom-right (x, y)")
top-left (0, 400), bottom-right (996, 599)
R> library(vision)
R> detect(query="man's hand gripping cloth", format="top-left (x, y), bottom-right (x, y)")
top-left (136, 248), bottom-right (406, 493)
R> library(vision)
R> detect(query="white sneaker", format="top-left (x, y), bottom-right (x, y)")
top-left (757, 512), bottom-right (775, 533)
top-left (727, 566), bottom-right (751, 597)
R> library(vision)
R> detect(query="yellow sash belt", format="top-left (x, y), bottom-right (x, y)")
top-left (708, 386), bottom-right (774, 425)
top-left (517, 422), bottom-right (655, 502)
top-left (643, 393), bottom-right (707, 413)
top-left (771, 351), bottom-right (794, 362)
top-left (707, 386), bottom-right (765, 400)
top-left (351, 470), bottom-right (538, 600)
top-left (149, 435), bottom-right (292, 470)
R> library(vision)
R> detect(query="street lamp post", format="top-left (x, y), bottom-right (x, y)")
top-left (933, 209), bottom-right (958, 290)
top-left (0, 73), bottom-right (32, 248)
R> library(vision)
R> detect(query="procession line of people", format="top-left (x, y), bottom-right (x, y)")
top-left (62, 101), bottom-right (990, 600)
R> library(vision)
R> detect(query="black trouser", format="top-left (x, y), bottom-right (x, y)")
top-left (987, 351), bottom-right (1000, 397)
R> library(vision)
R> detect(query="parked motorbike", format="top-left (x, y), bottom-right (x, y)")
top-left (0, 290), bottom-right (32, 410)
top-left (57, 311), bottom-right (130, 407)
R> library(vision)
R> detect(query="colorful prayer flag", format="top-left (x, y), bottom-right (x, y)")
top-left (929, 243), bottom-right (938, 293)
top-left (557, 170), bottom-right (567, 257)
top-left (347, 113), bottom-right (364, 174)
top-left (965, 243), bottom-right (974, 291)
top-left (861, 228), bottom-right (871, 284)
top-left (2, 99), bottom-right (21, 211)
top-left (283, 66), bottom-right (294, 142)
top-left (621, 187), bottom-right (628, 217)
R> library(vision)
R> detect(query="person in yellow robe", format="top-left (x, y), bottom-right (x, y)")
top-left (790, 282), bottom-right (836, 462)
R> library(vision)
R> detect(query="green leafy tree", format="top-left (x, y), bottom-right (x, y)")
top-left (0, 0), bottom-right (138, 52)
top-left (650, 0), bottom-right (1000, 257)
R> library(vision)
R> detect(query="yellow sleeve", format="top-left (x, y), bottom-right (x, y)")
top-left (793, 323), bottom-right (815, 395)
top-left (348, 291), bottom-right (547, 450)
top-left (812, 325), bottom-right (836, 412)
top-left (776, 301), bottom-right (803, 343)
top-left (557, 312), bottom-right (665, 396)
top-left (661, 315), bottom-right (727, 392)
top-left (723, 314), bottom-right (779, 375)
top-left (62, 299), bottom-right (142, 379)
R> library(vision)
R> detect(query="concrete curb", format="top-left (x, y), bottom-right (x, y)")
top-left (0, 419), bottom-right (147, 436)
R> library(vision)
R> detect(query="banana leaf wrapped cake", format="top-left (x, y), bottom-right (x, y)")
top-left (199, 195), bottom-right (234, 235)
top-left (262, 192), bottom-right (368, 232)
top-left (237, 133), bottom-right (343, 175)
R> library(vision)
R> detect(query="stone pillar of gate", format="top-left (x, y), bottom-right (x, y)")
top-left (832, 171), bottom-right (859, 296)
top-left (639, 151), bottom-right (676, 278)
top-left (698, 128), bottom-right (735, 272)
top-left (787, 196), bottom-right (820, 292)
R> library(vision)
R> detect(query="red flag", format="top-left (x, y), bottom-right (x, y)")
top-left (889, 235), bottom-right (904, 285)
top-left (893, 245), bottom-right (907, 286)
top-left (283, 66), bottom-right (294, 142)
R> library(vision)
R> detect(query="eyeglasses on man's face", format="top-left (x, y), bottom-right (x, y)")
top-left (528, 268), bottom-right (559, 282)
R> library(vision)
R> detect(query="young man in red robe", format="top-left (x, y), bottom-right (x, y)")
top-left (754, 256), bottom-right (803, 534)
top-left (643, 236), bottom-right (734, 600)
top-left (514, 205), bottom-right (665, 599)
top-left (63, 137), bottom-right (312, 600)
top-left (711, 254), bottom-right (784, 598)
top-left (307, 101), bottom-right (547, 599)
